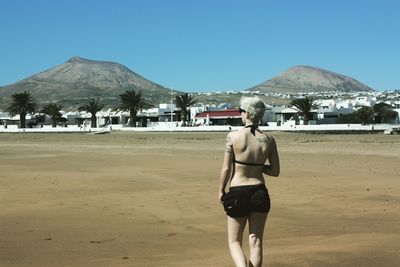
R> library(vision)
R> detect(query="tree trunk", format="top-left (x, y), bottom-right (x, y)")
top-left (91, 114), bottom-right (97, 128)
top-left (130, 111), bottom-right (137, 127)
top-left (304, 112), bottom-right (311, 125)
top-left (52, 118), bottom-right (57, 128)
top-left (20, 113), bottom-right (26, 128)
top-left (181, 110), bottom-right (187, 126)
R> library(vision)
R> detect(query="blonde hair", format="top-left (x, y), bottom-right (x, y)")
top-left (240, 96), bottom-right (266, 123)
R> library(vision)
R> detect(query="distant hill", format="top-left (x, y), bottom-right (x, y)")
top-left (247, 65), bottom-right (374, 94)
top-left (0, 57), bottom-right (177, 108)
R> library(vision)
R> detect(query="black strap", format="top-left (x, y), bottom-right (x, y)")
top-left (233, 159), bottom-right (264, 166)
top-left (244, 124), bottom-right (258, 135)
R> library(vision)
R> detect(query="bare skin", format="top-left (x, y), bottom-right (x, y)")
top-left (219, 111), bottom-right (280, 267)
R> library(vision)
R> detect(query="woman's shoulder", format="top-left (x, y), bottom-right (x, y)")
top-left (264, 132), bottom-right (277, 146)
top-left (226, 129), bottom-right (245, 144)
top-left (227, 128), bottom-right (247, 138)
top-left (260, 130), bottom-right (276, 144)
top-left (225, 131), bottom-right (235, 143)
top-left (262, 130), bottom-right (273, 137)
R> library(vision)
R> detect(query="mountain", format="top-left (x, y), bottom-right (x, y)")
top-left (0, 57), bottom-right (176, 108)
top-left (247, 65), bottom-right (374, 94)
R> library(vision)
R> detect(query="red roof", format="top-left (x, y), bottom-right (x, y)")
top-left (195, 109), bottom-right (241, 119)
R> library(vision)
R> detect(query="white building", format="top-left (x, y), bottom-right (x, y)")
top-left (353, 96), bottom-right (376, 107)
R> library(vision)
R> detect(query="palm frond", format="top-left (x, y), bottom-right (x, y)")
top-left (78, 98), bottom-right (105, 114)
top-left (6, 91), bottom-right (38, 116)
top-left (41, 103), bottom-right (63, 118)
top-left (115, 89), bottom-right (153, 112)
top-left (114, 89), bottom-right (153, 126)
top-left (290, 96), bottom-right (319, 114)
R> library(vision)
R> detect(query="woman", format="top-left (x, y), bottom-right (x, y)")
top-left (219, 96), bottom-right (280, 267)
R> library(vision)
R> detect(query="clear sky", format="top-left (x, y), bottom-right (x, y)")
top-left (0, 0), bottom-right (399, 92)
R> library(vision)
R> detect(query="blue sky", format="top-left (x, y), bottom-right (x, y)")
top-left (0, 0), bottom-right (399, 92)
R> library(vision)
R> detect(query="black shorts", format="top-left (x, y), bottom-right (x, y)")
top-left (222, 184), bottom-right (270, 218)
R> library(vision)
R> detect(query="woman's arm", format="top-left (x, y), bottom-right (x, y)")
top-left (219, 133), bottom-right (234, 201)
top-left (263, 137), bottom-right (280, 177)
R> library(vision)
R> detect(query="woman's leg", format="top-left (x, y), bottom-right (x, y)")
top-left (248, 212), bottom-right (268, 267)
top-left (227, 216), bottom-right (248, 267)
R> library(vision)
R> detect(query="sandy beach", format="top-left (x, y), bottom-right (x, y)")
top-left (0, 131), bottom-right (399, 267)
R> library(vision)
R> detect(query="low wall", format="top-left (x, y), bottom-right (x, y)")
top-left (0, 123), bottom-right (397, 134)
top-left (0, 125), bottom-right (109, 134)
top-left (112, 123), bottom-right (396, 133)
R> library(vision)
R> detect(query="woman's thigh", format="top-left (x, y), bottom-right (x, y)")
top-left (248, 212), bottom-right (268, 240)
top-left (227, 216), bottom-right (247, 243)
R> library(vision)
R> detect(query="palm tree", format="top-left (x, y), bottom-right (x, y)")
top-left (115, 89), bottom-right (153, 127)
top-left (78, 99), bottom-right (105, 128)
top-left (174, 93), bottom-right (197, 126)
top-left (41, 103), bottom-right (63, 128)
top-left (290, 96), bottom-right (319, 125)
top-left (6, 91), bottom-right (38, 128)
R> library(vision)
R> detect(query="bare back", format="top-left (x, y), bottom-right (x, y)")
top-left (229, 127), bottom-right (273, 187)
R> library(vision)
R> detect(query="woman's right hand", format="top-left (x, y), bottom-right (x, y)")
top-left (219, 191), bottom-right (225, 203)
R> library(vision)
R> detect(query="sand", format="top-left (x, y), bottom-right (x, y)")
top-left (0, 131), bottom-right (399, 267)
